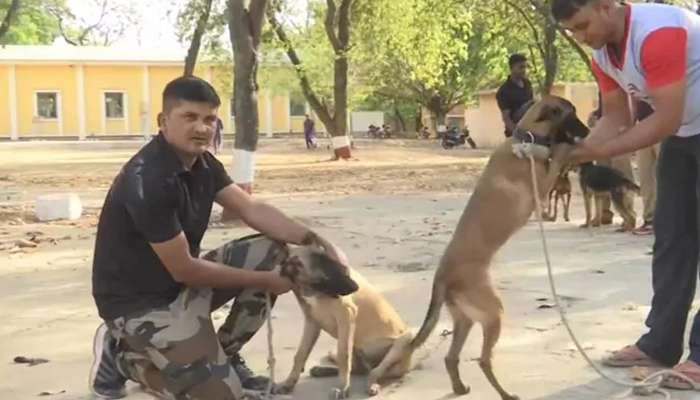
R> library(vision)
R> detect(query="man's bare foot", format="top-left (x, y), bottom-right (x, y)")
top-left (601, 345), bottom-right (662, 368)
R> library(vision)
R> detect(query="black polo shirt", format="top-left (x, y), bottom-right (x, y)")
top-left (92, 133), bottom-right (233, 320)
top-left (496, 77), bottom-right (534, 136)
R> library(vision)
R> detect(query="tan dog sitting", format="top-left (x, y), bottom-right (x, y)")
top-left (277, 247), bottom-right (413, 399)
top-left (400, 96), bottom-right (589, 400)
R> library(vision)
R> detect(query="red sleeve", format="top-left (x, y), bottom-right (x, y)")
top-left (641, 27), bottom-right (688, 89)
top-left (592, 59), bottom-right (621, 94)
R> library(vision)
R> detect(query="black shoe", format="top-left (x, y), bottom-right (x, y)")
top-left (230, 353), bottom-right (270, 391)
top-left (89, 323), bottom-right (127, 399)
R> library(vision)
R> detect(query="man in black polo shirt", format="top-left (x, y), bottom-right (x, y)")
top-left (496, 53), bottom-right (534, 138)
top-left (89, 76), bottom-right (343, 399)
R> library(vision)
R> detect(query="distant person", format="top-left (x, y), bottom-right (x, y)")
top-left (496, 53), bottom-right (534, 138)
top-left (303, 114), bottom-right (317, 149)
top-left (463, 126), bottom-right (477, 149)
top-left (419, 126), bottom-right (431, 139)
top-left (212, 116), bottom-right (224, 154)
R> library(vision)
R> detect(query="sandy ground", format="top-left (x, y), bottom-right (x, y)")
top-left (0, 138), bottom-right (697, 400)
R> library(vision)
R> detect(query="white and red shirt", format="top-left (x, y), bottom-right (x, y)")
top-left (592, 3), bottom-right (700, 137)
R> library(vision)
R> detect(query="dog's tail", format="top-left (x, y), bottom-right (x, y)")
top-left (410, 281), bottom-right (446, 350)
top-left (610, 179), bottom-right (640, 205)
top-left (610, 180), bottom-right (640, 210)
top-left (622, 179), bottom-right (641, 195)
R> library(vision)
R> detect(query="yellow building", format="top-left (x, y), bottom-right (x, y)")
top-left (419, 83), bottom-right (598, 148)
top-left (0, 45), bottom-right (311, 139)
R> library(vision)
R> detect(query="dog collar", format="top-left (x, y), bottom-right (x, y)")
top-left (513, 128), bottom-right (552, 147)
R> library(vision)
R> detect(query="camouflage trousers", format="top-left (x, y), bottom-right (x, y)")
top-left (107, 234), bottom-right (288, 400)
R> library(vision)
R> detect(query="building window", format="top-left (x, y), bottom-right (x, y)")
top-left (289, 93), bottom-right (306, 116)
top-left (104, 92), bottom-right (125, 119)
top-left (36, 92), bottom-right (59, 119)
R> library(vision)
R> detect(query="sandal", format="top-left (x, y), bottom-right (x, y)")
top-left (633, 222), bottom-right (653, 236)
top-left (662, 361), bottom-right (700, 391)
top-left (602, 345), bottom-right (662, 368)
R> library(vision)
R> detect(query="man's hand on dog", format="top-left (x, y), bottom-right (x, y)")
top-left (262, 271), bottom-right (295, 295)
top-left (302, 230), bottom-right (349, 265)
top-left (570, 138), bottom-right (606, 163)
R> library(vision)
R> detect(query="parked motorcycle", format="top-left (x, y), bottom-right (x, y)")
top-left (441, 127), bottom-right (477, 149)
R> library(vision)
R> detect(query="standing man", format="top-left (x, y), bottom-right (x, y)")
top-left (633, 100), bottom-right (659, 235)
top-left (496, 53), bottom-right (534, 138)
top-left (303, 114), bottom-right (317, 149)
top-left (89, 76), bottom-right (343, 399)
top-left (553, 0), bottom-right (700, 387)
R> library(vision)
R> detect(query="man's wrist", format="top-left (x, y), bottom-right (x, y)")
top-left (301, 230), bottom-right (319, 246)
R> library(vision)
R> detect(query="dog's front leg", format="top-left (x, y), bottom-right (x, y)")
top-left (277, 317), bottom-right (322, 394)
top-left (330, 304), bottom-right (358, 400)
top-left (542, 145), bottom-right (574, 190)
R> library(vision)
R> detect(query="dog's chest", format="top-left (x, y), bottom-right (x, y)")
top-left (302, 296), bottom-right (341, 338)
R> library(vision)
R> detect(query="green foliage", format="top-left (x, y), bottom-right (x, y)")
top-left (173, 0), bottom-right (595, 118)
top-left (351, 0), bottom-right (512, 116)
top-left (0, 0), bottom-right (62, 44)
top-left (176, 0), bottom-right (228, 55)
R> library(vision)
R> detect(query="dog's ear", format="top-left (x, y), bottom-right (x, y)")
top-left (535, 104), bottom-right (563, 123)
top-left (559, 114), bottom-right (589, 140)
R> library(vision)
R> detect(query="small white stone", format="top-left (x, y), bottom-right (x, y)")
top-left (35, 193), bottom-right (82, 221)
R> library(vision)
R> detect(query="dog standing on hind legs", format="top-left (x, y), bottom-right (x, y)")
top-left (397, 96), bottom-right (589, 400)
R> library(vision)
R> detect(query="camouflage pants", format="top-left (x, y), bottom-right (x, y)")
top-left (107, 234), bottom-right (288, 400)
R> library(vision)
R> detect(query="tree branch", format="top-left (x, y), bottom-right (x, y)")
top-left (267, 5), bottom-right (334, 128)
top-left (337, 0), bottom-right (352, 47)
top-left (55, 15), bottom-right (79, 46)
top-left (77, 0), bottom-right (109, 45)
top-left (184, 0), bottom-right (215, 76)
top-left (0, 0), bottom-right (20, 42)
top-left (503, 0), bottom-right (545, 59)
top-left (248, 0), bottom-right (268, 48)
top-left (527, 0), bottom-right (592, 74)
top-left (324, 0), bottom-right (342, 52)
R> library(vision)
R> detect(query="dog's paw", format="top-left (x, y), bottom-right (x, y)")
top-left (274, 380), bottom-right (296, 394)
top-left (329, 387), bottom-right (350, 400)
top-left (452, 382), bottom-right (471, 395)
top-left (367, 383), bottom-right (381, 396)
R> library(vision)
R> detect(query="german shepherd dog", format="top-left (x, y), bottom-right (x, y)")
top-left (578, 162), bottom-right (640, 231)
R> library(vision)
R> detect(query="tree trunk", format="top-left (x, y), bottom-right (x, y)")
top-left (394, 100), bottom-right (406, 133)
top-left (325, 0), bottom-right (353, 159)
top-left (527, 0), bottom-right (592, 76)
top-left (541, 20), bottom-right (558, 95)
top-left (269, 0), bottom-right (354, 160)
top-left (184, 0), bottom-right (214, 76)
top-left (0, 0), bottom-right (20, 43)
top-left (426, 93), bottom-right (448, 134)
top-left (224, 0), bottom-right (267, 223)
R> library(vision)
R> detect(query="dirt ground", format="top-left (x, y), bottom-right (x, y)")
top-left (0, 138), bottom-right (697, 400)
